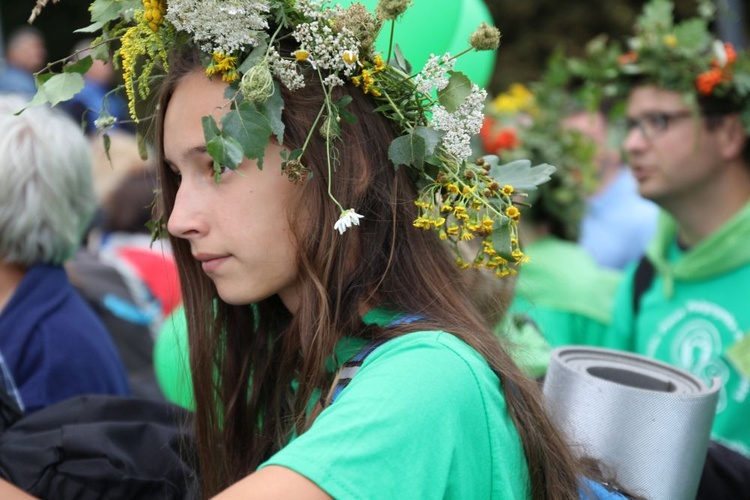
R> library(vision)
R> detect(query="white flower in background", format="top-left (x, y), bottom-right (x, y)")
top-left (713, 39), bottom-right (728, 67)
top-left (431, 84), bottom-right (487, 162)
top-left (413, 53), bottom-right (455, 94)
top-left (334, 209), bottom-right (364, 234)
top-left (167, 0), bottom-right (271, 55)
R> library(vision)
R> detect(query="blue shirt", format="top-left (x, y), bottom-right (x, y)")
top-left (0, 264), bottom-right (129, 413)
top-left (580, 167), bottom-right (659, 270)
top-left (0, 64), bottom-right (37, 98)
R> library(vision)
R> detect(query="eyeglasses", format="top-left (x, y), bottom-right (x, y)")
top-left (624, 111), bottom-right (693, 140)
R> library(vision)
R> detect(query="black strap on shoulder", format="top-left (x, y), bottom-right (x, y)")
top-left (632, 255), bottom-right (655, 318)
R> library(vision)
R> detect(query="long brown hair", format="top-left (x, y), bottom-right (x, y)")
top-left (156, 46), bottom-right (585, 499)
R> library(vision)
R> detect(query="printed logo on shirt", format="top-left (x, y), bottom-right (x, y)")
top-left (646, 300), bottom-right (749, 413)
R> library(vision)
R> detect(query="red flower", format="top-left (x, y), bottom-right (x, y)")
top-left (696, 68), bottom-right (723, 95)
top-left (480, 117), bottom-right (521, 153)
top-left (496, 127), bottom-right (520, 150)
top-left (725, 42), bottom-right (737, 64)
top-left (618, 51), bottom-right (638, 65)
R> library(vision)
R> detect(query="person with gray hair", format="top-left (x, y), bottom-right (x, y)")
top-left (0, 95), bottom-right (129, 413)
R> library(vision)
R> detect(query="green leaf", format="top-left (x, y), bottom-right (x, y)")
top-left (257, 82), bottom-right (285, 144)
top-left (334, 95), bottom-right (358, 124)
top-left (491, 219), bottom-right (515, 261)
top-left (238, 39), bottom-right (269, 73)
top-left (487, 158), bottom-right (557, 191)
top-left (65, 56), bottom-right (93, 75)
top-left (202, 115), bottom-right (221, 142)
top-left (673, 19), bottom-right (710, 52)
top-left (103, 133), bottom-right (112, 164)
top-left (437, 72), bottom-right (472, 113)
top-left (391, 45), bottom-right (412, 74)
top-left (136, 131), bottom-right (149, 160)
top-left (413, 126), bottom-right (442, 156)
top-left (75, 21), bottom-right (107, 33)
top-left (388, 133), bottom-right (426, 170)
top-left (41, 72), bottom-right (85, 106)
top-left (222, 102), bottom-right (273, 169)
top-left (90, 0), bottom-right (123, 23)
top-left (206, 135), bottom-right (244, 173)
top-left (91, 42), bottom-right (110, 62)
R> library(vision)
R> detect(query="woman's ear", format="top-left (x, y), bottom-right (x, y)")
top-left (716, 113), bottom-right (746, 162)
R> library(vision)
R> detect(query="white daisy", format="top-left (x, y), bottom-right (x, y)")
top-left (334, 209), bottom-right (364, 235)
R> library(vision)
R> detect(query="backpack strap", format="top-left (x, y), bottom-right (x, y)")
top-left (325, 313), bottom-right (424, 406)
top-left (632, 255), bottom-right (655, 318)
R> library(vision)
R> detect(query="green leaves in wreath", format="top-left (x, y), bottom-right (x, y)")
top-left (486, 157), bottom-right (557, 191)
top-left (437, 72), bottom-right (472, 112)
top-left (388, 126), bottom-right (443, 170)
top-left (76, 0), bottom-right (141, 33)
top-left (201, 89), bottom-right (285, 182)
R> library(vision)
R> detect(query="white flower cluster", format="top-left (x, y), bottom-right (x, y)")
top-left (166, 0), bottom-right (271, 54)
top-left (413, 53), bottom-right (455, 94)
top-left (295, 0), bottom-right (343, 21)
top-left (293, 20), bottom-right (359, 86)
top-left (268, 49), bottom-right (306, 91)
top-left (431, 84), bottom-right (487, 161)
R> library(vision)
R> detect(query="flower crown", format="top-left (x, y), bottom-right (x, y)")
top-left (480, 80), bottom-right (598, 242)
top-left (565, 0), bottom-right (750, 132)
top-left (29, 0), bottom-right (557, 277)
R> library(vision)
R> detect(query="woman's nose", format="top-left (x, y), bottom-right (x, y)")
top-left (167, 182), bottom-right (204, 240)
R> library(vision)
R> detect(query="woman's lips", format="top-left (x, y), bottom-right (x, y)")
top-left (196, 254), bottom-right (230, 273)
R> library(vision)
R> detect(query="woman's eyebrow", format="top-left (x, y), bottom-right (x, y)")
top-left (164, 145), bottom-right (209, 166)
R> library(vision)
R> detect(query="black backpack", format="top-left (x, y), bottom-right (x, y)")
top-left (0, 395), bottom-right (199, 499)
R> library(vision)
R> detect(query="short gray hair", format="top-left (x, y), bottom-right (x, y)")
top-left (0, 96), bottom-right (96, 266)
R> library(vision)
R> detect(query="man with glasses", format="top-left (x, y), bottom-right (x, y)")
top-left (586, 0), bottom-right (750, 458)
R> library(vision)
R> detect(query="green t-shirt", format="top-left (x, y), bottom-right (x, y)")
top-left (155, 307), bottom-right (531, 497)
top-left (509, 237), bottom-right (621, 348)
top-left (261, 312), bottom-right (530, 498)
top-left (607, 238), bottom-right (750, 456)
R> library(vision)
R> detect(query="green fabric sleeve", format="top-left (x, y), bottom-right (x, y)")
top-left (153, 305), bottom-right (194, 409)
top-left (603, 264), bottom-right (638, 351)
top-left (260, 331), bottom-right (529, 499)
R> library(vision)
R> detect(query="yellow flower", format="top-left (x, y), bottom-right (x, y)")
top-left (373, 55), bottom-right (386, 71)
top-left (293, 49), bottom-right (310, 62)
top-left (491, 83), bottom-right (535, 114)
top-left (446, 225), bottom-right (459, 236)
top-left (664, 34), bottom-right (678, 47)
top-left (505, 206), bottom-right (521, 221)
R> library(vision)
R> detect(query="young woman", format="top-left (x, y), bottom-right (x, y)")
top-left (156, 43), bottom-right (593, 498)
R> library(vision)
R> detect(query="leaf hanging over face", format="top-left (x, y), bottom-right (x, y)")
top-left (222, 102), bottom-right (273, 169)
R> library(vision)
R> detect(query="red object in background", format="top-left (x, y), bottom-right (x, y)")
top-left (116, 247), bottom-right (182, 316)
top-left (480, 116), bottom-right (520, 153)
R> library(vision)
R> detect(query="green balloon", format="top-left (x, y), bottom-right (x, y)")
top-left (338, 0), bottom-right (496, 87)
